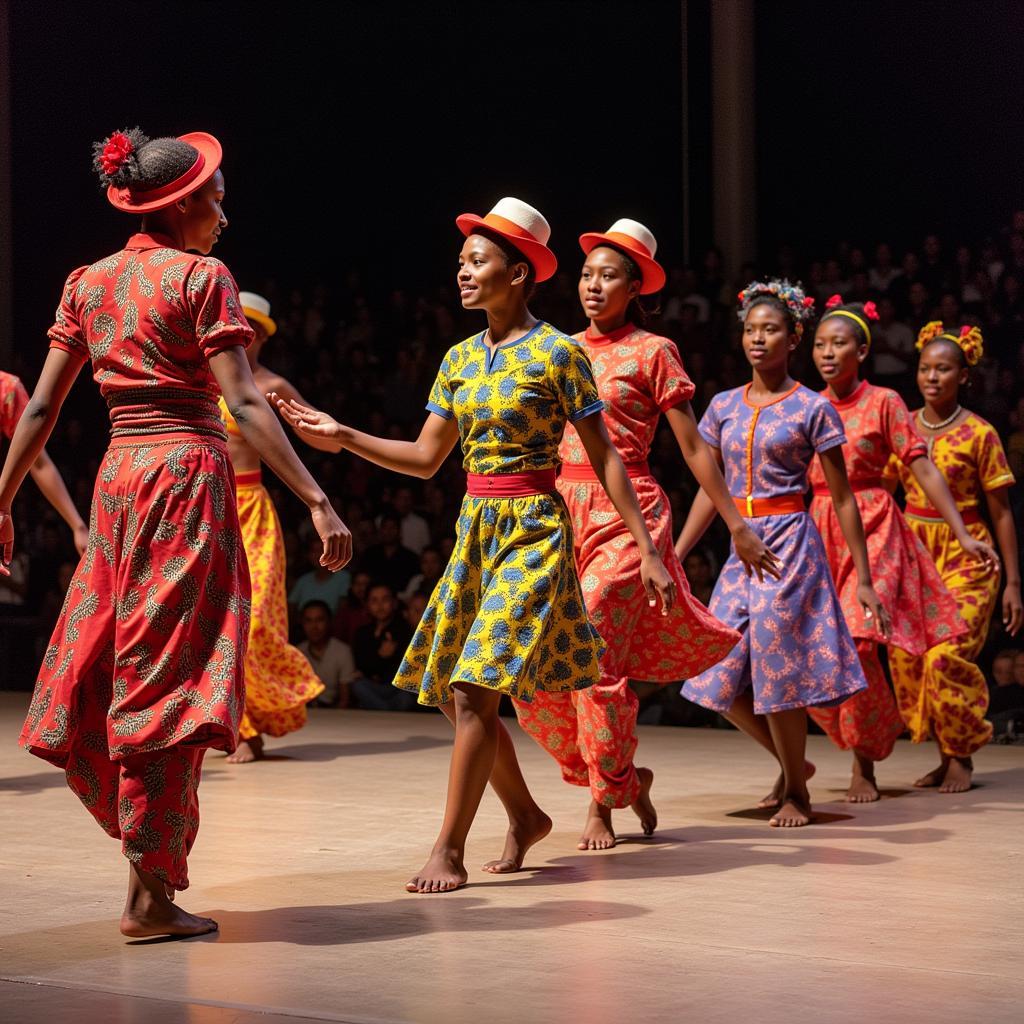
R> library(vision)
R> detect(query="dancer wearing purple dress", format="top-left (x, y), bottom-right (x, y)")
top-left (676, 280), bottom-right (890, 827)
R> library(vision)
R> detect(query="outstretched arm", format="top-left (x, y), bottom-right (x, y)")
top-left (0, 347), bottom-right (86, 570)
top-left (209, 347), bottom-right (351, 570)
top-left (573, 412), bottom-right (675, 612)
top-left (664, 402), bottom-right (781, 580)
top-left (984, 486), bottom-right (1022, 636)
top-left (819, 445), bottom-right (891, 637)
top-left (675, 487), bottom-right (717, 562)
top-left (272, 394), bottom-right (460, 479)
top-left (908, 456), bottom-right (998, 569)
top-left (261, 375), bottom-right (342, 453)
top-left (28, 451), bottom-right (88, 554)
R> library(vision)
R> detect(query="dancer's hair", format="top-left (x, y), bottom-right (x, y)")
top-left (819, 294), bottom-right (880, 349)
top-left (477, 228), bottom-right (537, 296)
top-left (737, 279), bottom-right (815, 335)
top-left (599, 244), bottom-right (659, 326)
top-left (916, 321), bottom-right (984, 369)
top-left (92, 127), bottom-right (199, 191)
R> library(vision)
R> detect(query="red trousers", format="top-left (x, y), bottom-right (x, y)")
top-left (807, 640), bottom-right (905, 762)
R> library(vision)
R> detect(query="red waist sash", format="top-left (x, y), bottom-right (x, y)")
top-left (559, 460), bottom-right (651, 482)
top-left (234, 470), bottom-right (263, 488)
top-left (904, 504), bottom-right (982, 525)
top-left (466, 469), bottom-right (558, 498)
top-left (732, 494), bottom-right (806, 518)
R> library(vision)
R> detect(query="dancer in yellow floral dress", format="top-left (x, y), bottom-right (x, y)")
top-left (886, 323), bottom-right (1022, 792)
top-left (275, 197), bottom-right (675, 893)
top-left (220, 292), bottom-right (340, 763)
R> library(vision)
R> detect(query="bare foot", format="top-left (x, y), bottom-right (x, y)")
top-left (939, 757), bottom-right (973, 793)
top-left (759, 761), bottom-right (816, 809)
top-left (769, 792), bottom-right (812, 828)
top-left (913, 761), bottom-right (948, 788)
top-left (578, 801), bottom-right (616, 851)
top-left (226, 736), bottom-right (263, 764)
top-left (630, 767), bottom-right (657, 836)
top-left (406, 847), bottom-right (468, 893)
top-left (482, 810), bottom-right (552, 873)
top-left (120, 896), bottom-right (217, 938)
top-left (847, 754), bottom-right (880, 803)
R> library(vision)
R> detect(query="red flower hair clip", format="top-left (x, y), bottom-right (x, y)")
top-left (863, 301), bottom-right (879, 321)
top-left (100, 132), bottom-right (135, 176)
top-left (824, 294), bottom-right (843, 310)
top-left (802, 296), bottom-right (816, 309)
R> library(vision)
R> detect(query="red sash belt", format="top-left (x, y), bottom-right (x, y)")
top-left (811, 478), bottom-right (884, 497)
top-left (466, 469), bottom-right (557, 498)
top-left (733, 494), bottom-right (806, 518)
top-left (905, 503), bottom-right (982, 525)
top-left (234, 470), bottom-right (263, 488)
top-left (559, 460), bottom-right (651, 482)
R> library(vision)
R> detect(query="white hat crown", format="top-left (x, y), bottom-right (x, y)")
top-left (489, 197), bottom-right (551, 246)
top-left (605, 218), bottom-right (657, 258)
top-left (238, 291), bottom-right (272, 318)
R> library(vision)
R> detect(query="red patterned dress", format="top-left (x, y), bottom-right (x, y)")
top-left (806, 381), bottom-right (964, 761)
top-left (1, 371), bottom-right (30, 441)
top-left (18, 232), bottom-right (253, 890)
top-left (513, 323), bottom-right (739, 809)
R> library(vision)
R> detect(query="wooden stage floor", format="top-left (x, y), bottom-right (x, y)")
top-left (1, 691), bottom-right (1021, 1023)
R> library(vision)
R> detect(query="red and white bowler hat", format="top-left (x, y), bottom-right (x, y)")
top-left (579, 218), bottom-right (666, 294)
top-left (456, 197), bottom-right (558, 282)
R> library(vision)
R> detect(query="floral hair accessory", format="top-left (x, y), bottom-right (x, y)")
top-left (915, 320), bottom-right (984, 366)
top-left (100, 132), bottom-right (134, 175)
top-left (825, 294), bottom-right (843, 310)
top-left (736, 279), bottom-right (815, 333)
top-left (863, 301), bottom-right (879, 321)
top-left (91, 127), bottom-right (148, 187)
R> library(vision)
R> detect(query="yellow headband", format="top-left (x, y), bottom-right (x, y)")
top-left (823, 309), bottom-right (872, 348)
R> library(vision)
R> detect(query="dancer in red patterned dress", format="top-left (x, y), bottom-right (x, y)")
top-left (807, 297), bottom-right (997, 802)
top-left (0, 128), bottom-right (350, 938)
top-left (514, 220), bottom-right (779, 849)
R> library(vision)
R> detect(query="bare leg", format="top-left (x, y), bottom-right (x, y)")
top-left (120, 863), bottom-right (218, 938)
top-left (578, 800), bottom-right (616, 850)
top-left (847, 750), bottom-right (880, 802)
top-left (939, 755), bottom-right (973, 793)
top-left (406, 684), bottom-right (502, 893)
top-left (766, 709), bottom-right (812, 827)
top-left (226, 735), bottom-right (263, 764)
top-left (630, 766), bottom-right (657, 835)
top-left (914, 741), bottom-right (949, 788)
top-left (723, 691), bottom-right (814, 808)
top-left (437, 702), bottom-right (552, 873)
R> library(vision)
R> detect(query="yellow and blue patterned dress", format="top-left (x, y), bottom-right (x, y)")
top-left (394, 321), bottom-right (607, 706)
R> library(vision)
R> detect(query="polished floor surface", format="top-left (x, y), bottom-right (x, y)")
top-left (1, 691), bottom-right (1021, 1024)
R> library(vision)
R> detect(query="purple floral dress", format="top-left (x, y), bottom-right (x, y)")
top-left (683, 383), bottom-right (868, 714)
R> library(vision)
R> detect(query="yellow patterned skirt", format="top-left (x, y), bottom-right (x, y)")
top-left (394, 492), bottom-right (604, 706)
top-left (235, 472), bottom-right (323, 737)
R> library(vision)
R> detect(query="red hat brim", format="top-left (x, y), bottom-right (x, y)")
top-left (456, 212), bottom-right (558, 283)
top-left (107, 132), bottom-right (223, 213)
top-left (579, 231), bottom-right (666, 295)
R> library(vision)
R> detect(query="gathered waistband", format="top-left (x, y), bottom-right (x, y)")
top-left (106, 432), bottom-right (227, 453)
top-left (466, 469), bottom-right (558, 498)
top-left (733, 494), bottom-right (806, 518)
top-left (905, 503), bottom-right (982, 526)
top-left (234, 470), bottom-right (263, 488)
top-left (560, 460), bottom-right (651, 482)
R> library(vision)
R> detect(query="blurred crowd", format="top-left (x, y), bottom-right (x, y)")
top-left (4, 210), bottom-right (1024, 735)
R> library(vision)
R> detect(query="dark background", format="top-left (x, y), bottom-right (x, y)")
top-left (9, 0), bottom-right (1023, 355)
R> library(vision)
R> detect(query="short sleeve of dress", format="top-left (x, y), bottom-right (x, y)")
top-left (881, 389), bottom-right (927, 466)
top-left (47, 267), bottom-right (89, 359)
top-left (808, 397), bottom-right (847, 453)
top-left (697, 397), bottom-right (722, 448)
top-left (185, 257), bottom-right (254, 358)
top-left (977, 421), bottom-right (1016, 492)
top-left (550, 337), bottom-right (603, 423)
top-left (1, 375), bottom-right (30, 439)
top-left (426, 352), bottom-right (455, 420)
top-left (649, 337), bottom-right (696, 411)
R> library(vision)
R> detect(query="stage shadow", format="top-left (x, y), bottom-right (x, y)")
top-left (0, 769), bottom-right (68, 795)
top-left (259, 736), bottom-right (450, 762)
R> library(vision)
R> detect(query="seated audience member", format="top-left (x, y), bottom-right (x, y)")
top-left (351, 582), bottom-right (416, 711)
top-left (288, 536), bottom-right (353, 618)
top-left (361, 509), bottom-right (420, 595)
top-left (988, 649), bottom-right (1024, 739)
top-left (392, 484), bottom-right (431, 555)
top-left (298, 600), bottom-right (356, 708)
top-left (400, 545), bottom-right (443, 602)
top-left (404, 591), bottom-right (429, 631)
top-left (334, 570), bottom-right (372, 644)
top-left (683, 547), bottom-right (716, 607)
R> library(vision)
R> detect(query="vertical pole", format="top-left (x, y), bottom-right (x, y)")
top-left (711, 0), bottom-right (756, 278)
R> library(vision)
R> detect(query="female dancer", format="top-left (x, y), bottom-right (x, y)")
top-left (2, 369), bottom-right (88, 556)
top-left (219, 291), bottom-right (337, 763)
top-left (275, 197), bottom-right (675, 892)
top-left (676, 280), bottom-right (888, 827)
top-left (886, 322), bottom-right (1021, 792)
top-left (513, 219), bottom-right (779, 850)
top-left (807, 297), bottom-right (997, 801)
top-left (0, 128), bottom-right (349, 937)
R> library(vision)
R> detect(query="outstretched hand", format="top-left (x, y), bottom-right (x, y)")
top-left (641, 553), bottom-right (676, 616)
top-left (311, 501), bottom-right (353, 572)
top-left (0, 509), bottom-right (13, 576)
top-left (857, 583), bottom-right (891, 640)
top-left (732, 525), bottom-right (783, 582)
top-left (1003, 582), bottom-right (1023, 637)
top-left (268, 393), bottom-right (344, 453)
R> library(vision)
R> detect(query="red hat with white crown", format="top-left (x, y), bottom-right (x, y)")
top-left (456, 197), bottom-right (558, 283)
top-left (579, 218), bottom-right (666, 294)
